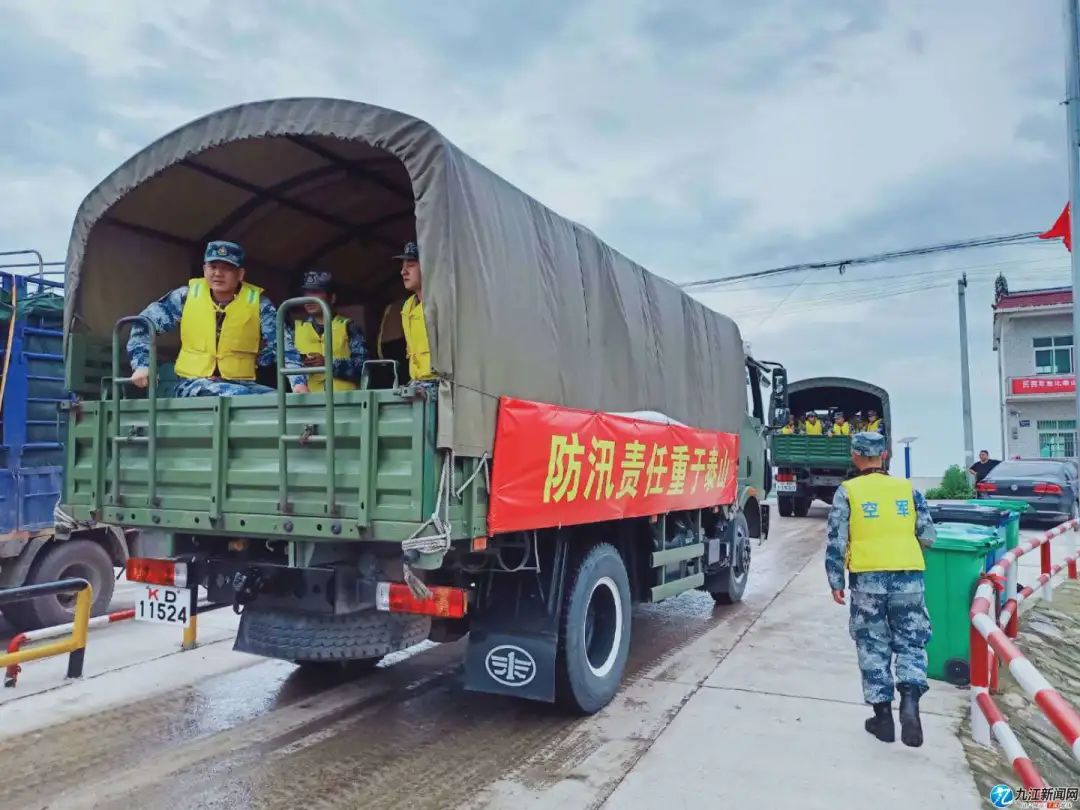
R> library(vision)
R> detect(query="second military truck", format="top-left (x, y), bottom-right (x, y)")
top-left (771, 376), bottom-right (891, 517)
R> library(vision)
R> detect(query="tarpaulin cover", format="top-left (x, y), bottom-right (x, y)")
top-left (63, 98), bottom-right (747, 456)
top-left (488, 397), bottom-right (740, 534)
top-left (0, 290), bottom-right (64, 323)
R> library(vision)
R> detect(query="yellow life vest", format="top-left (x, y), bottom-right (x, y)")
top-left (780, 425), bottom-right (796, 435)
top-left (866, 418), bottom-right (882, 433)
top-left (832, 422), bottom-right (851, 436)
top-left (842, 472), bottom-right (924, 573)
top-left (804, 419), bottom-right (823, 435)
top-left (174, 279), bottom-right (263, 381)
top-left (401, 294), bottom-right (435, 381)
top-left (294, 316), bottom-right (358, 392)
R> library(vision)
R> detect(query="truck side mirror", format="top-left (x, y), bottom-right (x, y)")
top-left (768, 367), bottom-right (788, 425)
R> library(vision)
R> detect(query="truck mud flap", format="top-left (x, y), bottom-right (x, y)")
top-left (464, 574), bottom-right (560, 703)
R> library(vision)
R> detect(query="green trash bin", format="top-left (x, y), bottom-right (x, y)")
top-left (924, 523), bottom-right (1005, 685)
top-left (967, 498), bottom-right (1031, 553)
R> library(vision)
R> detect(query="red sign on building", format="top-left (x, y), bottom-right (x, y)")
top-left (488, 397), bottom-right (740, 535)
top-left (1010, 376), bottom-right (1076, 395)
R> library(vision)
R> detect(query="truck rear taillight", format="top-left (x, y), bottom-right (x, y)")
top-left (776, 473), bottom-right (795, 482)
top-left (1034, 482), bottom-right (1063, 494)
top-left (976, 482), bottom-right (996, 493)
top-left (376, 582), bottom-right (467, 619)
top-left (126, 558), bottom-right (188, 588)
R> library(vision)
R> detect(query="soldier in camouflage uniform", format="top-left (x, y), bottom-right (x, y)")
top-left (127, 240), bottom-right (303, 396)
top-left (826, 431), bottom-right (935, 747)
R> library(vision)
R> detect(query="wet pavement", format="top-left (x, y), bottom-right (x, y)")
top-left (0, 510), bottom-right (827, 810)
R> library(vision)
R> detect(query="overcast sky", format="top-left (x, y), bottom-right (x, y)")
top-left (0, 0), bottom-right (1073, 475)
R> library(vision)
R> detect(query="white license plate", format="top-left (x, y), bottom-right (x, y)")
top-left (134, 585), bottom-right (192, 625)
top-left (775, 482), bottom-right (798, 493)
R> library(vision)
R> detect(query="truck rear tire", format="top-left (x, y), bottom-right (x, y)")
top-left (235, 605), bottom-right (430, 664)
top-left (0, 540), bottom-right (116, 631)
top-left (793, 496), bottom-right (812, 517)
top-left (555, 543), bottom-right (632, 715)
top-left (710, 510), bottom-right (751, 605)
top-left (777, 496), bottom-right (794, 517)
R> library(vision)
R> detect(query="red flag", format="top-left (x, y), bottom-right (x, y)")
top-left (1040, 202), bottom-right (1072, 251)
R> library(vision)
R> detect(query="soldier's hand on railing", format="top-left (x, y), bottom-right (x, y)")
top-left (130, 367), bottom-right (150, 388)
top-left (302, 353), bottom-right (324, 368)
top-left (292, 383), bottom-right (310, 394)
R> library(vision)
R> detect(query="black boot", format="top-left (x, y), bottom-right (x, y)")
top-left (897, 684), bottom-right (924, 747)
top-left (864, 702), bottom-right (895, 742)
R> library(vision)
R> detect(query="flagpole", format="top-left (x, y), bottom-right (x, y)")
top-left (1065, 0), bottom-right (1080, 454)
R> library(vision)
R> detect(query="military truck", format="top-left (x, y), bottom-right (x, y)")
top-left (58, 98), bottom-right (785, 714)
top-left (771, 376), bottom-right (891, 517)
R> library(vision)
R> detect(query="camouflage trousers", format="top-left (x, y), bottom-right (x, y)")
top-left (849, 589), bottom-right (932, 704)
top-left (166, 378), bottom-right (276, 397)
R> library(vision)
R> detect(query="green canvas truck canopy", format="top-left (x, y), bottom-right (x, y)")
top-left (62, 97), bottom-right (746, 456)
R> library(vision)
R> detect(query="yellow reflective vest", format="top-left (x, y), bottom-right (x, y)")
top-left (401, 294), bottom-right (435, 381)
top-left (842, 472), bottom-right (925, 573)
top-left (294, 316), bottom-right (357, 392)
top-left (831, 422), bottom-right (851, 436)
top-left (175, 279), bottom-right (262, 381)
top-left (804, 419), bottom-right (823, 435)
top-left (866, 418), bottom-right (882, 433)
top-left (780, 425), bottom-right (796, 435)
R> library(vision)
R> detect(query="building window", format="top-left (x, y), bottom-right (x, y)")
top-left (1036, 419), bottom-right (1076, 457)
top-left (1033, 335), bottom-right (1074, 375)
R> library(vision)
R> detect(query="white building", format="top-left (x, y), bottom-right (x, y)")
top-left (993, 282), bottom-right (1076, 459)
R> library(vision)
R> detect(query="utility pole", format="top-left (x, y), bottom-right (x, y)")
top-left (958, 274), bottom-right (975, 470)
top-left (1064, 0), bottom-right (1080, 456)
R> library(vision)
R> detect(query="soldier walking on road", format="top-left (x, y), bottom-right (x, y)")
top-left (825, 432), bottom-right (936, 747)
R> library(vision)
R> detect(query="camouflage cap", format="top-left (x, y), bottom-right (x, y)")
top-left (393, 241), bottom-right (419, 261)
top-left (204, 240), bottom-right (244, 267)
top-left (851, 431), bottom-right (886, 457)
top-left (301, 269), bottom-right (333, 292)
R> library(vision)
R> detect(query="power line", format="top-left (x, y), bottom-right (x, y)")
top-left (706, 253), bottom-right (1071, 292)
top-left (729, 266), bottom-right (1073, 320)
top-left (678, 230), bottom-right (1044, 291)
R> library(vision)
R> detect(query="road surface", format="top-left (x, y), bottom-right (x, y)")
top-left (0, 509), bottom-right (984, 809)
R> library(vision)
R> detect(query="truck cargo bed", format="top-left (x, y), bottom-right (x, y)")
top-left (771, 434), bottom-right (852, 467)
top-left (63, 390), bottom-right (487, 543)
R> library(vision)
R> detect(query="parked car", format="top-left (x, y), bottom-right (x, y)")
top-left (976, 459), bottom-right (1080, 524)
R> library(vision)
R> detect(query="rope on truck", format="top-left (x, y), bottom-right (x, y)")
top-left (400, 452), bottom-right (490, 600)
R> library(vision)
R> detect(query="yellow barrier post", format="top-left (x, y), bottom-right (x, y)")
top-left (181, 613), bottom-right (198, 651)
top-left (0, 578), bottom-right (93, 681)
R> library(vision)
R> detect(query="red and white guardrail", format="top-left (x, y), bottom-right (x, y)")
top-left (4, 607), bottom-right (135, 687)
top-left (968, 517), bottom-right (1080, 789)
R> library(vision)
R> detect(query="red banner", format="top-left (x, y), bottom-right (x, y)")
top-left (1010, 376), bottom-right (1075, 395)
top-left (487, 397), bottom-right (741, 535)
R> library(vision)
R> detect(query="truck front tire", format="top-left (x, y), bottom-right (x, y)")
top-left (555, 542), bottom-right (632, 715)
top-left (710, 510), bottom-right (751, 605)
top-left (0, 540), bottom-right (116, 631)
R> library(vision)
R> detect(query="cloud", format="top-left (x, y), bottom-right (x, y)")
top-left (0, 0), bottom-right (1069, 474)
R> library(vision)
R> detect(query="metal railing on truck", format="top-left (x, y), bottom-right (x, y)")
top-left (106, 297), bottom-right (345, 520)
top-left (107, 298), bottom-right (341, 517)
top-left (87, 297), bottom-right (495, 546)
